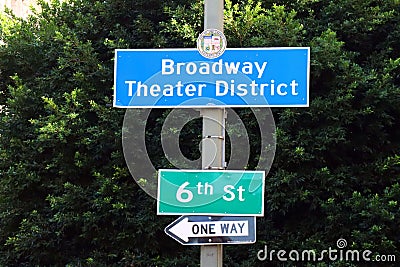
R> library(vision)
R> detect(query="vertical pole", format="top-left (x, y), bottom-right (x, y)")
top-left (201, 1), bottom-right (224, 267)
top-left (204, 0), bottom-right (224, 31)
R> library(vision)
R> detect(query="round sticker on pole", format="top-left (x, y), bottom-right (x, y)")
top-left (197, 29), bottom-right (227, 59)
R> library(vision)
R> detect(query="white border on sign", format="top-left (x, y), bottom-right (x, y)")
top-left (164, 215), bottom-right (257, 246)
top-left (113, 47), bottom-right (310, 108)
top-left (156, 169), bottom-right (265, 217)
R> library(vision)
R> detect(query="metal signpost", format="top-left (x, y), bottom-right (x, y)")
top-left (114, 0), bottom-right (310, 266)
top-left (200, 1), bottom-right (225, 266)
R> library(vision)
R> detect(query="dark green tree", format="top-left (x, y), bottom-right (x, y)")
top-left (0, 0), bottom-right (194, 265)
top-left (157, 0), bottom-right (400, 266)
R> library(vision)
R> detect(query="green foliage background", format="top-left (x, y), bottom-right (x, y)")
top-left (0, 0), bottom-right (399, 266)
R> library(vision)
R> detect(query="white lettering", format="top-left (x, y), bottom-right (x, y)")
top-left (125, 80), bottom-right (136, 96)
top-left (225, 61), bottom-right (240, 74)
top-left (212, 59), bottom-right (223, 74)
top-left (250, 80), bottom-right (258, 96)
top-left (161, 59), bottom-right (269, 77)
top-left (270, 80), bottom-right (275, 96)
top-left (277, 250), bottom-right (287, 261)
top-left (161, 59), bottom-right (174, 75)
top-left (176, 62), bottom-right (185, 75)
top-left (163, 84), bottom-right (174, 96)
top-left (222, 185), bottom-right (235, 201)
top-left (254, 62), bottom-right (268, 78)
top-left (176, 81), bottom-right (183, 96)
top-left (257, 246), bottom-right (268, 261)
top-left (242, 62), bottom-right (252, 75)
top-left (137, 81), bottom-right (148, 96)
top-left (150, 84), bottom-right (161, 97)
top-left (237, 186), bottom-right (245, 201)
top-left (125, 81), bottom-right (205, 97)
top-left (199, 62), bottom-right (210, 74)
top-left (186, 62), bottom-right (197, 75)
top-left (216, 80), bottom-right (229, 96)
top-left (198, 84), bottom-right (205, 97)
top-left (260, 83), bottom-right (268, 96)
top-left (290, 80), bottom-right (299, 95)
top-left (277, 83), bottom-right (288, 96)
top-left (237, 83), bottom-right (248, 96)
top-left (229, 80), bottom-right (235, 96)
top-left (185, 84), bottom-right (197, 96)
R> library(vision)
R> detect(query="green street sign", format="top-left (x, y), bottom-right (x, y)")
top-left (157, 169), bottom-right (265, 216)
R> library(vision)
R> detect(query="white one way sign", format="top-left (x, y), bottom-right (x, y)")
top-left (164, 216), bottom-right (256, 245)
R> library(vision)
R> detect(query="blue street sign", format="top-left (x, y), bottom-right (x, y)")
top-left (114, 48), bottom-right (309, 108)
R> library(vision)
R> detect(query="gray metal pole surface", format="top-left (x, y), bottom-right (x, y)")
top-left (201, 0), bottom-right (224, 266)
